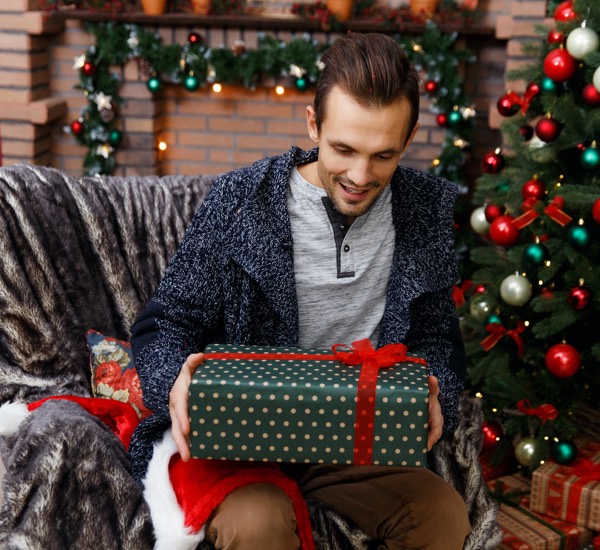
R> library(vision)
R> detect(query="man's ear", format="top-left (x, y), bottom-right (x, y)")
top-left (306, 105), bottom-right (319, 143)
top-left (402, 122), bottom-right (420, 152)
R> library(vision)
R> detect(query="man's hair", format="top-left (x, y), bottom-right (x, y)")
top-left (313, 33), bottom-right (420, 141)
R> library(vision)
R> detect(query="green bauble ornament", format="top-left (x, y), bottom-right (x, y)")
top-left (541, 77), bottom-right (557, 93)
top-left (495, 181), bottom-right (510, 193)
top-left (147, 76), bottom-right (162, 94)
top-left (108, 129), bottom-right (123, 147)
top-left (295, 77), bottom-right (308, 91)
top-left (568, 225), bottom-right (590, 248)
top-left (184, 73), bottom-right (200, 92)
top-left (581, 146), bottom-right (600, 170)
top-left (524, 242), bottom-right (548, 267)
top-left (485, 313), bottom-right (502, 325)
top-left (551, 440), bottom-right (578, 465)
top-left (514, 436), bottom-right (537, 467)
top-left (448, 110), bottom-right (462, 126)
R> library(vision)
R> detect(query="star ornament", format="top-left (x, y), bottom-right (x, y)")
top-left (96, 143), bottom-right (114, 159)
top-left (73, 54), bottom-right (86, 71)
top-left (93, 92), bottom-right (112, 111)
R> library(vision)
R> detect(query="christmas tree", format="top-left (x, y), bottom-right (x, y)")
top-left (461, 0), bottom-right (600, 473)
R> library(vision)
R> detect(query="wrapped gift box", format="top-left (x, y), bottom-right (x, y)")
top-left (530, 441), bottom-right (600, 531)
top-left (489, 473), bottom-right (593, 550)
top-left (188, 341), bottom-right (429, 467)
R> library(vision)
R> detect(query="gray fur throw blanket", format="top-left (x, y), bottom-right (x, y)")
top-left (0, 164), bottom-right (501, 549)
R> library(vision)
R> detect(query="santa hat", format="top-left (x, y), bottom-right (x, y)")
top-left (144, 430), bottom-right (315, 550)
top-left (0, 395), bottom-right (139, 449)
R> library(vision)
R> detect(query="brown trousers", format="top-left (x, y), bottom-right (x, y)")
top-left (205, 464), bottom-right (471, 550)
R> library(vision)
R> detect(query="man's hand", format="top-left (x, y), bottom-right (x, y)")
top-left (427, 375), bottom-right (443, 451)
top-left (169, 352), bottom-right (205, 461)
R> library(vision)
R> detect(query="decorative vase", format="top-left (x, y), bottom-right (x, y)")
top-left (326, 0), bottom-right (353, 21)
top-left (191, 0), bottom-right (212, 14)
top-left (409, 0), bottom-right (440, 17)
top-left (140, 0), bottom-right (167, 15)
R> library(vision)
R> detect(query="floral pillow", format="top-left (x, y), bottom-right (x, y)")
top-left (86, 329), bottom-right (151, 419)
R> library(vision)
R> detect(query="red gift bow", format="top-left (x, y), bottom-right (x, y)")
top-left (512, 197), bottom-right (540, 229)
top-left (566, 457), bottom-right (600, 482)
top-left (452, 279), bottom-right (473, 307)
top-left (516, 399), bottom-right (558, 424)
top-left (331, 339), bottom-right (428, 465)
top-left (205, 339), bottom-right (427, 465)
top-left (544, 196), bottom-right (572, 227)
top-left (481, 321), bottom-right (526, 358)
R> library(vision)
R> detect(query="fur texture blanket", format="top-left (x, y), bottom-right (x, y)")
top-left (0, 164), bottom-right (501, 549)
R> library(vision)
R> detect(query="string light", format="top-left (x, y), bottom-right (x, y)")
top-left (275, 85), bottom-right (285, 95)
top-left (158, 141), bottom-right (168, 152)
top-left (212, 83), bottom-right (222, 93)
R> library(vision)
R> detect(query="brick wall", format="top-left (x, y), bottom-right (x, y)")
top-left (0, 0), bottom-right (553, 181)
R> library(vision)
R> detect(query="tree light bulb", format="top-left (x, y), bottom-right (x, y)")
top-left (212, 83), bottom-right (222, 93)
top-left (275, 85), bottom-right (285, 95)
top-left (158, 141), bottom-right (168, 151)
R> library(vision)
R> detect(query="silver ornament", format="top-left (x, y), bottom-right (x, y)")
top-left (515, 436), bottom-right (537, 467)
top-left (470, 206), bottom-right (490, 235)
top-left (566, 25), bottom-right (599, 60)
top-left (500, 273), bottom-right (532, 306)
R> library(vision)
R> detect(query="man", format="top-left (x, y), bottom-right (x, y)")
top-left (130, 32), bottom-right (471, 549)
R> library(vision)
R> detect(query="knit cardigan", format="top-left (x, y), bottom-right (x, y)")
top-left (129, 146), bottom-right (466, 480)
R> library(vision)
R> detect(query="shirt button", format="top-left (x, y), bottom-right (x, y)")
top-left (343, 244), bottom-right (350, 252)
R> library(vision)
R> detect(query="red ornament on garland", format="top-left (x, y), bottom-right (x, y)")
top-left (70, 119), bottom-right (84, 135)
top-left (82, 61), bottom-right (96, 76)
top-left (545, 343), bottom-right (580, 378)
top-left (484, 204), bottom-right (503, 223)
top-left (436, 113), bottom-right (448, 127)
top-left (544, 48), bottom-right (578, 82)
top-left (567, 285), bottom-right (591, 310)
top-left (548, 29), bottom-right (565, 44)
top-left (522, 177), bottom-right (546, 200)
top-left (482, 421), bottom-right (503, 451)
top-left (489, 215), bottom-right (520, 247)
top-left (424, 80), bottom-right (438, 94)
top-left (497, 91), bottom-right (522, 117)
top-left (554, 0), bottom-right (577, 22)
top-left (582, 83), bottom-right (600, 107)
top-left (482, 150), bottom-right (505, 174)
top-left (592, 197), bottom-right (600, 223)
top-left (535, 115), bottom-right (562, 142)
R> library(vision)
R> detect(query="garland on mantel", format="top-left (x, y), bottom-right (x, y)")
top-left (67, 21), bottom-right (475, 179)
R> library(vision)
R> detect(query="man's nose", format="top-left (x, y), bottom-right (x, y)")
top-left (347, 158), bottom-right (372, 187)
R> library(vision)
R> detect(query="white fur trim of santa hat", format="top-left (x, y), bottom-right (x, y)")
top-left (0, 402), bottom-right (30, 436)
top-left (143, 430), bottom-right (205, 550)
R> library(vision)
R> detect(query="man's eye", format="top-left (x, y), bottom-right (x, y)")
top-left (377, 155), bottom-right (393, 161)
top-left (335, 148), bottom-right (351, 155)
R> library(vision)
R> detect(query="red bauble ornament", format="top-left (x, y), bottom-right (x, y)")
top-left (522, 178), bottom-right (546, 200)
top-left (70, 119), bottom-right (84, 135)
top-left (545, 343), bottom-right (580, 378)
top-left (582, 83), bottom-right (600, 107)
top-left (489, 215), bottom-right (520, 246)
top-left (535, 116), bottom-right (562, 142)
top-left (548, 29), bottom-right (565, 44)
top-left (543, 48), bottom-right (578, 82)
top-left (497, 91), bottom-right (522, 117)
top-left (188, 32), bottom-right (202, 44)
top-left (519, 124), bottom-right (534, 141)
top-left (436, 113), bottom-right (448, 127)
top-left (425, 80), bottom-right (438, 94)
top-left (554, 1), bottom-right (577, 22)
top-left (592, 197), bottom-right (600, 223)
top-left (482, 421), bottom-right (503, 451)
top-left (484, 204), bottom-right (503, 223)
top-left (482, 150), bottom-right (505, 174)
top-left (474, 284), bottom-right (486, 294)
top-left (82, 61), bottom-right (96, 76)
top-left (567, 285), bottom-right (591, 310)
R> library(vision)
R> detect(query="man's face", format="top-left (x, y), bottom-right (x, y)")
top-left (305, 87), bottom-right (418, 223)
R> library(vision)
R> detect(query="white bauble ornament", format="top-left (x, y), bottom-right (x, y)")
top-left (470, 206), bottom-right (490, 235)
top-left (566, 26), bottom-right (599, 59)
top-left (500, 273), bottom-right (532, 306)
top-left (515, 437), bottom-right (538, 467)
top-left (594, 66), bottom-right (600, 93)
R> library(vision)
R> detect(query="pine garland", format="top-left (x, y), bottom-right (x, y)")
top-left (67, 21), bottom-right (476, 179)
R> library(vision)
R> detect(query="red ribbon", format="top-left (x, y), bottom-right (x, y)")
top-left (205, 339), bottom-right (427, 465)
top-left (566, 458), bottom-right (600, 482)
top-left (452, 279), bottom-right (473, 307)
top-left (544, 196), bottom-right (572, 227)
top-left (516, 399), bottom-right (558, 424)
top-left (481, 321), bottom-right (526, 358)
top-left (512, 197), bottom-right (540, 229)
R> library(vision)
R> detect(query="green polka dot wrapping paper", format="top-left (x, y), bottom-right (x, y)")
top-left (188, 339), bottom-right (430, 467)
